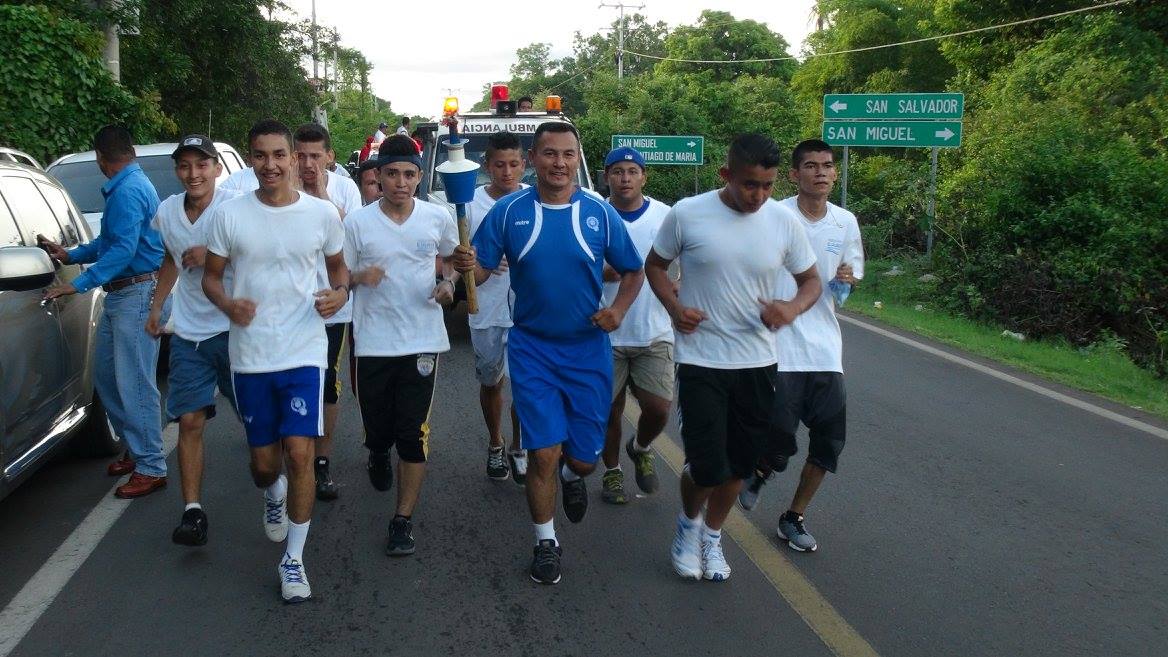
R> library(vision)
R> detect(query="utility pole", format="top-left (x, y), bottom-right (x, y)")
top-left (599, 2), bottom-right (644, 80)
top-left (310, 0), bottom-right (327, 129)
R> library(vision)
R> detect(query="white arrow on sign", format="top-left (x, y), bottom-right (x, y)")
top-left (935, 127), bottom-right (955, 140)
top-left (829, 100), bottom-right (848, 113)
top-left (686, 141), bottom-right (696, 147)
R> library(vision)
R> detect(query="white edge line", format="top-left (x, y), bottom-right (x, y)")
top-left (0, 424), bottom-right (180, 656)
top-left (838, 314), bottom-right (1168, 442)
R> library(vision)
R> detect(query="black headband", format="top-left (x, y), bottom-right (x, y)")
top-left (377, 154), bottom-right (422, 170)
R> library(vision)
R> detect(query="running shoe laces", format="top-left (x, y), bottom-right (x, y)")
top-left (280, 559), bottom-right (306, 584)
top-left (265, 497), bottom-right (285, 524)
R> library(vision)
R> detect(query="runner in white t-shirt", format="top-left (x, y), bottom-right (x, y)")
top-left (737, 139), bottom-right (864, 554)
top-left (468, 132), bottom-right (528, 484)
top-left (598, 147), bottom-right (674, 505)
top-left (345, 135), bottom-right (460, 557)
top-left (144, 135), bottom-right (240, 548)
top-left (202, 120), bottom-right (349, 604)
top-left (293, 123), bottom-right (364, 501)
top-left (646, 133), bottom-right (821, 582)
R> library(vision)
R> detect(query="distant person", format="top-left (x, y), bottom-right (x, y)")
top-left (410, 130), bottom-right (424, 154)
top-left (39, 124), bottom-right (168, 499)
top-left (645, 133), bottom-right (820, 582)
top-left (353, 158), bottom-right (382, 206)
top-left (145, 135), bottom-right (242, 544)
top-left (202, 118), bottom-right (349, 603)
top-left (517, 96), bottom-right (534, 112)
top-left (397, 116), bottom-right (410, 136)
top-left (374, 122), bottom-right (388, 143)
top-left (737, 139), bottom-right (864, 555)
top-left (360, 136), bottom-right (374, 163)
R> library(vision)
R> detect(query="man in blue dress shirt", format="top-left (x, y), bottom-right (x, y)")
top-left (454, 122), bottom-right (645, 585)
top-left (41, 125), bottom-right (168, 498)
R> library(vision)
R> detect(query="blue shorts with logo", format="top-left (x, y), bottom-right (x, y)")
top-left (231, 366), bottom-right (325, 447)
top-left (508, 327), bottom-right (611, 463)
top-left (166, 332), bottom-right (237, 423)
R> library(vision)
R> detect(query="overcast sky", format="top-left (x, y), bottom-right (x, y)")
top-left (280, 0), bottom-right (818, 119)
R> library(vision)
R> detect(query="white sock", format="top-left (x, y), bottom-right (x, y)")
top-left (286, 520), bottom-right (310, 561)
top-left (702, 521), bottom-right (722, 542)
top-left (561, 463), bottom-right (581, 481)
top-left (533, 519), bottom-right (556, 545)
top-left (606, 465), bottom-right (622, 474)
top-left (265, 474), bottom-right (287, 501)
top-left (630, 435), bottom-right (651, 453)
top-left (184, 502), bottom-right (202, 512)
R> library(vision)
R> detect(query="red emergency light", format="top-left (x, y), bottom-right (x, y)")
top-left (490, 84), bottom-right (509, 108)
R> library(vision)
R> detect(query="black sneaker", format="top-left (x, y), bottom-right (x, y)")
top-left (386, 516), bottom-right (415, 556)
top-left (530, 539), bottom-right (562, 584)
top-left (625, 436), bottom-right (659, 493)
top-left (560, 464), bottom-right (588, 523)
top-left (486, 447), bottom-right (510, 480)
top-left (367, 451), bottom-right (392, 492)
top-left (314, 456), bottom-right (339, 501)
top-left (171, 507), bottom-right (208, 546)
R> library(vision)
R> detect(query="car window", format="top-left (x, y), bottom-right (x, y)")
top-left (0, 190), bottom-right (23, 246)
top-left (223, 150), bottom-right (243, 171)
top-left (0, 176), bottom-right (65, 246)
top-left (49, 155), bottom-right (183, 214)
top-left (36, 182), bottom-right (84, 246)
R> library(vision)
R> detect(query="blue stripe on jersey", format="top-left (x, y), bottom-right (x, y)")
top-left (472, 187), bottom-right (643, 340)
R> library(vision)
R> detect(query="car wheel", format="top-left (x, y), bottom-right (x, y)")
top-left (74, 391), bottom-right (122, 457)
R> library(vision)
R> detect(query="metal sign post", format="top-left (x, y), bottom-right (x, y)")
top-left (840, 146), bottom-right (849, 209)
top-left (926, 146), bottom-right (939, 256)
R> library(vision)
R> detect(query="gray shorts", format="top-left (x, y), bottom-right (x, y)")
top-left (470, 326), bottom-right (509, 386)
top-left (612, 341), bottom-right (675, 402)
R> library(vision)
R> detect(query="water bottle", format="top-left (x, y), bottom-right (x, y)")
top-left (828, 279), bottom-right (851, 307)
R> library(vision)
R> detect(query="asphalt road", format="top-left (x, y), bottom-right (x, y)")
top-left (1, 308), bottom-right (1165, 656)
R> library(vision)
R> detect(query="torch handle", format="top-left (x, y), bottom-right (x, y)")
top-left (455, 203), bottom-right (479, 314)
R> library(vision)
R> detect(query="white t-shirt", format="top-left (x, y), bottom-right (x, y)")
top-left (218, 167), bottom-right (258, 194)
top-left (343, 199), bottom-right (459, 357)
top-left (652, 190), bottom-right (817, 369)
top-left (374, 129), bottom-right (387, 143)
top-left (318, 170), bottom-right (363, 324)
top-left (602, 197), bottom-right (673, 347)
top-left (467, 184), bottom-right (528, 330)
top-left (206, 192), bottom-right (344, 373)
top-left (151, 188), bottom-right (241, 342)
top-left (774, 197), bottom-right (865, 373)
top-left (396, 125), bottom-right (409, 136)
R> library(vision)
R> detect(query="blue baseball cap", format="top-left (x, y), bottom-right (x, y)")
top-left (604, 146), bottom-right (645, 170)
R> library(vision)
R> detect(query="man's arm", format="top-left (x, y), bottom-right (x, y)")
top-left (65, 232), bottom-right (101, 265)
top-left (202, 252), bottom-right (255, 326)
top-left (759, 266), bottom-right (821, 330)
top-left (592, 268), bottom-right (644, 332)
top-left (646, 249), bottom-right (705, 334)
top-left (145, 252), bottom-right (179, 336)
top-left (69, 190), bottom-right (148, 293)
top-left (315, 251), bottom-right (350, 319)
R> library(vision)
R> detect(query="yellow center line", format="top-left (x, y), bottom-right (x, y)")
top-left (624, 402), bottom-right (880, 657)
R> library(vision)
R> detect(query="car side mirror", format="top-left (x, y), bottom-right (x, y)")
top-left (0, 246), bottom-right (56, 292)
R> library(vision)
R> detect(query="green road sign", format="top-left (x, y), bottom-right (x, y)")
top-left (611, 135), bottom-right (704, 166)
top-left (823, 93), bottom-right (964, 120)
top-left (822, 120), bottom-right (963, 148)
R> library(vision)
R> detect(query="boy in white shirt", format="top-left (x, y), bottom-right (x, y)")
top-left (468, 132), bottom-right (528, 484)
top-left (738, 139), bottom-right (864, 554)
top-left (599, 147), bottom-right (674, 505)
top-left (145, 135), bottom-right (240, 547)
top-left (202, 119), bottom-right (350, 603)
top-left (344, 135), bottom-right (460, 557)
top-left (646, 133), bottom-right (821, 582)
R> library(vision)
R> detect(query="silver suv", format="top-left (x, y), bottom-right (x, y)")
top-left (0, 160), bottom-right (118, 501)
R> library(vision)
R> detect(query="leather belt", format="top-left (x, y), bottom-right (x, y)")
top-left (102, 271), bottom-right (158, 293)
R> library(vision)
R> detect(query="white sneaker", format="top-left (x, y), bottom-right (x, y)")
top-left (509, 450), bottom-right (529, 486)
top-left (278, 553), bottom-right (311, 603)
top-left (701, 535), bottom-right (731, 581)
top-left (263, 493), bottom-right (289, 542)
top-left (670, 516), bottom-right (702, 580)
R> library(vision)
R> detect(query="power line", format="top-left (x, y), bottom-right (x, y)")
top-left (622, 0), bottom-right (1137, 65)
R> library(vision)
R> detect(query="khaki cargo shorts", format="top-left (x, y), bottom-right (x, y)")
top-left (612, 341), bottom-right (675, 402)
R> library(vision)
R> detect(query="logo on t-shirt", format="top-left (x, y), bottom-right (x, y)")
top-left (586, 216), bottom-right (600, 232)
top-left (826, 239), bottom-right (843, 255)
top-left (415, 239), bottom-right (436, 255)
top-left (514, 219), bottom-right (531, 226)
top-left (290, 397), bottom-right (308, 416)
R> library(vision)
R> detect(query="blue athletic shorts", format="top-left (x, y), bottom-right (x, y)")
top-left (166, 332), bottom-right (237, 423)
top-left (231, 366), bottom-right (325, 447)
top-left (508, 327), bottom-right (611, 463)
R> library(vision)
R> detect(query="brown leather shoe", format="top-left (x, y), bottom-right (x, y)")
top-left (107, 454), bottom-right (135, 477)
top-left (114, 472), bottom-right (167, 499)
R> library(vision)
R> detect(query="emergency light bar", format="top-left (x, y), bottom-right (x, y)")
top-left (490, 84), bottom-right (509, 108)
top-left (443, 96), bottom-right (459, 116)
top-left (545, 95), bottom-right (562, 114)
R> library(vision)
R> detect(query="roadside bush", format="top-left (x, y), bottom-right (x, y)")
top-left (844, 154), bottom-right (931, 259)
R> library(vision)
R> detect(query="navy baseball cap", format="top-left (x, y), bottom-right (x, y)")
top-left (171, 134), bottom-right (218, 160)
top-left (604, 146), bottom-right (645, 170)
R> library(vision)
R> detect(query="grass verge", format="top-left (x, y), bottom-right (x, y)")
top-left (846, 257), bottom-right (1168, 422)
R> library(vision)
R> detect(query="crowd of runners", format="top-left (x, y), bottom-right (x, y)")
top-left (38, 119), bottom-right (863, 602)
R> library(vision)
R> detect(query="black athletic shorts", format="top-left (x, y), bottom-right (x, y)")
top-left (676, 364), bottom-right (777, 488)
top-left (354, 354), bottom-right (438, 463)
top-left (766, 371), bottom-right (847, 473)
top-left (323, 322), bottom-right (348, 405)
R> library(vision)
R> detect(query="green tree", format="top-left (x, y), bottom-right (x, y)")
top-left (657, 10), bottom-right (795, 83)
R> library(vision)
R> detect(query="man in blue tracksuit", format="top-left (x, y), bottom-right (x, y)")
top-left (453, 122), bottom-right (645, 585)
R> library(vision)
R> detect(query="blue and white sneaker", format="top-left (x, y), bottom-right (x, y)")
top-left (671, 515), bottom-right (702, 580)
top-left (263, 492), bottom-right (289, 543)
top-left (738, 472), bottom-right (769, 511)
top-left (777, 512), bottom-right (818, 552)
top-left (278, 553), bottom-right (311, 603)
top-left (701, 534), bottom-right (731, 581)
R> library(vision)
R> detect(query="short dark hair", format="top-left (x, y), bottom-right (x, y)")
top-left (353, 158), bottom-right (379, 184)
top-left (248, 119), bottom-right (293, 151)
top-left (401, 116), bottom-right (410, 126)
top-left (93, 125), bottom-right (135, 161)
top-left (791, 139), bottom-right (834, 169)
top-left (518, 96), bottom-right (534, 105)
top-left (726, 133), bottom-right (782, 171)
top-left (485, 131), bottom-right (523, 160)
top-left (532, 122), bottom-right (579, 150)
top-left (380, 134), bottom-right (418, 158)
top-left (293, 123), bottom-right (332, 151)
